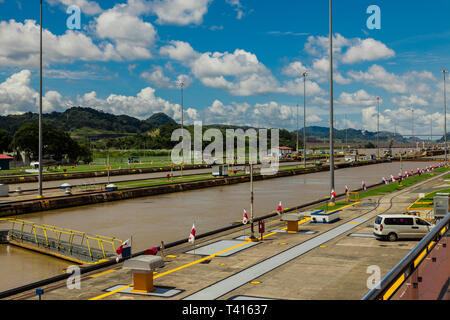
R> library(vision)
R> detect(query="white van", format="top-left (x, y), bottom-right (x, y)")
top-left (373, 214), bottom-right (434, 241)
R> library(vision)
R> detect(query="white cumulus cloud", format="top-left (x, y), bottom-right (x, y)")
top-left (0, 19), bottom-right (120, 68)
top-left (46, 0), bottom-right (103, 16)
top-left (342, 38), bottom-right (395, 64)
top-left (151, 0), bottom-right (212, 25)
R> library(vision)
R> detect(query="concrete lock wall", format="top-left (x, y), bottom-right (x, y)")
top-left (0, 184), bottom-right (8, 197)
top-left (0, 157), bottom-right (349, 185)
top-left (0, 164), bottom-right (213, 185)
top-left (0, 159), bottom-right (389, 218)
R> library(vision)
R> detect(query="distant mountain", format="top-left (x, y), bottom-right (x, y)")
top-left (1, 107), bottom-right (432, 145)
top-left (145, 112), bottom-right (177, 127)
top-left (0, 107), bottom-right (177, 138)
top-left (297, 126), bottom-right (409, 143)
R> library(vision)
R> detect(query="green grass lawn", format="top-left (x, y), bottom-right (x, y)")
top-left (0, 158), bottom-right (318, 178)
top-left (409, 187), bottom-right (450, 209)
top-left (359, 173), bottom-right (439, 199)
top-left (0, 156), bottom-right (178, 177)
top-left (312, 167), bottom-right (450, 212)
top-left (314, 202), bottom-right (351, 212)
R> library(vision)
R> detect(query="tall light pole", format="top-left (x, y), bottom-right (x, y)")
top-left (376, 97), bottom-right (380, 159)
top-left (345, 114), bottom-right (348, 149)
top-left (443, 69), bottom-right (448, 163)
top-left (38, 0), bottom-right (43, 198)
top-left (411, 106), bottom-right (414, 149)
top-left (303, 71), bottom-right (308, 168)
top-left (296, 103), bottom-right (299, 155)
top-left (430, 114), bottom-right (433, 147)
top-left (179, 80), bottom-right (185, 177)
top-left (250, 163), bottom-right (254, 237)
top-left (329, 0), bottom-right (335, 202)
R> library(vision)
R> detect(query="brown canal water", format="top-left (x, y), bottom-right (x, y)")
top-left (0, 161), bottom-right (439, 293)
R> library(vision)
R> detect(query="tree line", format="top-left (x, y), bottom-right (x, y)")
top-left (92, 123), bottom-right (299, 152)
top-left (0, 124), bottom-right (92, 163)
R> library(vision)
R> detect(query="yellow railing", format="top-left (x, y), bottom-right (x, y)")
top-left (404, 211), bottom-right (435, 221)
top-left (346, 191), bottom-right (359, 202)
top-left (0, 218), bottom-right (122, 260)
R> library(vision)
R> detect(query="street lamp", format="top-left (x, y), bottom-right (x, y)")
top-left (443, 69), bottom-right (448, 163)
top-left (303, 71), bottom-right (308, 168)
top-left (430, 114), bottom-right (433, 147)
top-left (411, 106), bottom-right (414, 149)
top-left (345, 114), bottom-right (348, 149)
top-left (38, 0), bottom-right (43, 198)
top-left (178, 80), bottom-right (185, 177)
top-left (376, 97), bottom-right (380, 159)
top-left (329, 0), bottom-right (335, 203)
top-left (249, 163), bottom-right (256, 241)
top-left (296, 103), bottom-right (299, 156)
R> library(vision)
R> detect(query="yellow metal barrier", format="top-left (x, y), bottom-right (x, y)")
top-left (0, 218), bottom-right (122, 260)
top-left (346, 192), bottom-right (359, 202)
top-left (404, 211), bottom-right (434, 221)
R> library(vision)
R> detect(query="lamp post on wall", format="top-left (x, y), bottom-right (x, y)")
top-left (38, 0), bottom-right (43, 198)
top-left (179, 80), bottom-right (185, 177)
top-left (329, 0), bottom-right (335, 203)
top-left (296, 103), bottom-right (299, 156)
top-left (411, 106), bottom-right (414, 149)
top-left (303, 71), bottom-right (308, 168)
top-left (430, 114), bottom-right (433, 147)
top-left (442, 69), bottom-right (448, 163)
top-left (376, 97), bottom-right (380, 159)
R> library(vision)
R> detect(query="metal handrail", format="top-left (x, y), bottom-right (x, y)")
top-left (0, 218), bottom-right (122, 259)
top-left (361, 213), bottom-right (450, 300)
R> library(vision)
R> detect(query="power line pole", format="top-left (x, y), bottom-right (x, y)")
top-left (345, 114), bottom-right (348, 149)
top-left (296, 103), bottom-right (299, 155)
top-left (377, 97), bottom-right (380, 159)
top-left (430, 114), bottom-right (433, 147)
top-left (443, 69), bottom-right (448, 163)
top-left (179, 80), bottom-right (184, 177)
top-left (412, 106), bottom-right (414, 149)
top-left (303, 71), bottom-right (308, 168)
top-left (38, 0), bottom-right (43, 198)
top-left (249, 163), bottom-right (256, 241)
top-left (329, 0), bottom-right (335, 202)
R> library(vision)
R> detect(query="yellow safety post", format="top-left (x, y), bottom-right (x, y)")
top-left (95, 237), bottom-right (105, 256)
top-left (80, 233), bottom-right (85, 247)
top-left (99, 239), bottom-right (106, 259)
top-left (96, 235), bottom-right (122, 255)
top-left (347, 192), bottom-right (359, 202)
top-left (42, 227), bottom-right (49, 247)
top-left (20, 222), bottom-right (25, 240)
top-left (86, 238), bottom-right (93, 260)
top-left (69, 232), bottom-right (75, 253)
top-left (56, 231), bottom-right (62, 250)
top-left (32, 225), bottom-right (38, 244)
top-left (111, 238), bottom-right (117, 253)
top-left (160, 241), bottom-right (165, 258)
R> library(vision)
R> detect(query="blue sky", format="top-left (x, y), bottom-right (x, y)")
top-left (1, 0), bottom-right (450, 137)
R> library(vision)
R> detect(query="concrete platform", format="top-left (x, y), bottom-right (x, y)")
top-left (3, 170), bottom-right (449, 301)
top-left (184, 240), bottom-right (260, 257)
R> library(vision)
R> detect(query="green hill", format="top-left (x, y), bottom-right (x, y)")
top-left (0, 107), bottom-right (177, 138)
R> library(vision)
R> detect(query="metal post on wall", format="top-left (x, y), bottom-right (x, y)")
top-left (329, 0), bottom-right (335, 203)
top-left (303, 71), bottom-right (308, 168)
top-left (248, 163), bottom-right (257, 241)
top-left (443, 69), bottom-right (448, 163)
top-left (38, 0), bottom-right (43, 198)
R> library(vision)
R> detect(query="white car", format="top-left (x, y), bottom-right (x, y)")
top-left (373, 214), bottom-right (434, 241)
